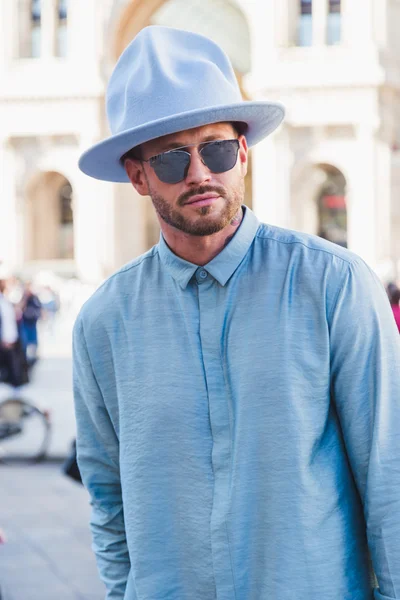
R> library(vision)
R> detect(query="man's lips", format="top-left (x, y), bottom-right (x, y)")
top-left (183, 193), bottom-right (220, 206)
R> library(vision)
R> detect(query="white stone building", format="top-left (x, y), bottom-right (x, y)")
top-left (0, 0), bottom-right (399, 285)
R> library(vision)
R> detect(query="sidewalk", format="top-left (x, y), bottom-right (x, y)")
top-left (0, 462), bottom-right (105, 600)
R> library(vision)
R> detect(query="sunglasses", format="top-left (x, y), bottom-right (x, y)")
top-left (141, 138), bottom-right (240, 184)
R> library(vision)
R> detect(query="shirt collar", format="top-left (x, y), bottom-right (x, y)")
top-left (157, 206), bottom-right (260, 289)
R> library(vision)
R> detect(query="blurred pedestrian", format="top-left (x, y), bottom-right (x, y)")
top-left (0, 278), bottom-right (18, 350)
top-left (387, 281), bottom-right (399, 298)
top-left (0, 278), bottom-right (29, 392)
top-left (39, 285), bottom-right (60, 335)
top-left (389, 287), bottom-right (400, 332)
top-left (20, 282), bottom-right (42, 366)
top-left (74, 26), bottom-right (400, 600)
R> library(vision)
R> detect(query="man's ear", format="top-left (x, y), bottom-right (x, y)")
top-left (124, 159), bottom-right (150, 196)
top-left (238, 134), bottom-right (248, 178)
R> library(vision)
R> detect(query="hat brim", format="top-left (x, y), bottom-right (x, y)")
top-left (79, 101), bottom-right (285, 182)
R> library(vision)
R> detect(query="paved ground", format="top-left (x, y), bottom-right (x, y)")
top-left (0, 462), bottom-right (105, 600)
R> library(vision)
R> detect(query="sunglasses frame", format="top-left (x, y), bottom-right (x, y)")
top-left (141, 138), bottom-right (240, 184)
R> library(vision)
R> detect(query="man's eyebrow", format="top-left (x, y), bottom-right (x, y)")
top-left (160, 141), bottom-right (187, 151)
top-left (201, 135), bottom-right (227, 143)
top-left (156, 135), bottom-right (231, 153)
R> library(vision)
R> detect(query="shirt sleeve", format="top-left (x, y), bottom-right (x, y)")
top-left (73, 316), bottom-right (130, 599)
top-left (329, 258), bottom-right (400, 600)
top-left (0, 297), bottom-right (18, 344)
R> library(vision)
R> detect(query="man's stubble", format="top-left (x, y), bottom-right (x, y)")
top-left (146, 178), bottom-right (245, 237)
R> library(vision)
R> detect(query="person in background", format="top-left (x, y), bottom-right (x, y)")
top-left (389, 287), bottom-right (400, 332)
top-left (0, 278), bottom-right (18, 351)
top-left (20, 282), bottom-right (42, 367)
top-left (0, 277), bottom-right (28, 392)
top-left (39, 285), bottom-right (60, 335)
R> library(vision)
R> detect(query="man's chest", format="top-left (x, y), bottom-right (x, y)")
top-left (94, 284), bottom-right (331, 446)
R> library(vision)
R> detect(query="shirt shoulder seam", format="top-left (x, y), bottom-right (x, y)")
top-left (91, 249), bottom-right (158, 296)
top-left (255, 230), bottom-right (356, 266)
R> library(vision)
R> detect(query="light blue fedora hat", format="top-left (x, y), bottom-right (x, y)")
top-left (79, 25), bottom-right (285, 182)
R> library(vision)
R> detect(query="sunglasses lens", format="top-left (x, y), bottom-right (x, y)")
top-left (150, 151), bottom-right (190, 184)
top-left (200, 139), bottom-right (239, 174)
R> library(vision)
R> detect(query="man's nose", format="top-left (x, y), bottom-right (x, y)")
top-left (184, 150), bottom-right (212, 186)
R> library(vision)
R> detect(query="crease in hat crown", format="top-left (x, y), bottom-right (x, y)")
top-left (79, 25), bottom-right (285, 182)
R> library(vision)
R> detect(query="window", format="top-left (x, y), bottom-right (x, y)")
top-left (327, 0), bottom-right (341, 45)
top-left (297, 0), bottom-right (313, 46)
top-left (31, 0), bottom-right (41, 57)
top-left (56, 0), bottom-right (68, 57)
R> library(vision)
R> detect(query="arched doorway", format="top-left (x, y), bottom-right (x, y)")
top-left (113, 0), bottom-right (250, 73)
top-left (111, 0), bottom-right (253, 250)
top-left (25, 171), bottom-right (75, 261)
top-left (316, 165), bottom-right (347, 247)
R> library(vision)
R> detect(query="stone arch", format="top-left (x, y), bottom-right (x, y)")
top-left (25, 171), bottom-right (75, 261)
top-left (291, 161), bottom-right (348, 245)
top-left (112, 0), bottom-right (251, 77)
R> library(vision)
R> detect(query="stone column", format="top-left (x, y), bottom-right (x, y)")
top-left (73, 133), bottom-right (117, 283)
top-left (68, 0), bottom-right (99, 64)
top-left (0, 0), bottom-right (15, 62)
top-left (40, 0), bottom-right (57, 59)
top-left (243, 1), bottom-right (283, 226)
top-left (342, 0), bottom-right (374, 48)
top-left (251, 126), bottom-right (291, 228)
top-left (0, 140), bottom-right (20, 271)
top-left (312, 0), bottom-right (328, 46)
top-left (347, 124), bottom-right (377, 268)
top-left (374, 138), bottom-right (392, 276)
top-left (244, 1), bottom-right (277, 82)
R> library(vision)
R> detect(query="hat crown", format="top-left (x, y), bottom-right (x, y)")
top-left (106, 26), bottom-right (242, 136)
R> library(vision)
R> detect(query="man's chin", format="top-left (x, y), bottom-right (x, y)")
top-left (177, 214), bottom-right (230, 237)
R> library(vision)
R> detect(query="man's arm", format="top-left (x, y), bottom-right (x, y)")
top-left (73, 316), bottom-right (130, 599)
top-left (329, 258), bottom-right (400, 600)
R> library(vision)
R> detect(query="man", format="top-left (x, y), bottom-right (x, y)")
top-left (74, 26), bottom-right (400, 600)
top-left (388, 285), bottom-right (400, 332)
top-left (0, 278), bottom-right (18, 350)
top-left (20, 282), bottom-right (42, 366)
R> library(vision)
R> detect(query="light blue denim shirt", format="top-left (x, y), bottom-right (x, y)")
top-left (73, 206), bottom-right (400, 600)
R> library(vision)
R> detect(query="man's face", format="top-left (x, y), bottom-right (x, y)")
top-left (125, 123), bottom-right (248, 236)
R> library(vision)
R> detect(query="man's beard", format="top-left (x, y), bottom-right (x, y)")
top-left (149, 182), bottom-right (245, 237)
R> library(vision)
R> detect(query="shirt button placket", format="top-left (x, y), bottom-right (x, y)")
top-left (196, 268), bottom-right (236, 599)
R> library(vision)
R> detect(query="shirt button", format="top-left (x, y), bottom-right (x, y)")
top-left (196, 269), bottom-right (208, 283)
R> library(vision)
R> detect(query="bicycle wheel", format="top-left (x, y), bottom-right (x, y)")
top-left (0, 398), bottom-right (51, 463)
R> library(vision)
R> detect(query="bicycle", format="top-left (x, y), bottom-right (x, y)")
top-left (0, 397), bottom-right (51, 463)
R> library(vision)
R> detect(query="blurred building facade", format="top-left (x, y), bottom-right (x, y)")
top-left (0, 0), bottom-right (400, 284)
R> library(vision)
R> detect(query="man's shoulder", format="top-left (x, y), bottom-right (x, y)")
top-left (76, 245), bottom-right (159, 325)
top-left (255, 222), bottom-right (359, 266)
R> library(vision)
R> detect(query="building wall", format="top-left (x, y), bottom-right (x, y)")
top-left (0, 0), bottom-right (399, 284)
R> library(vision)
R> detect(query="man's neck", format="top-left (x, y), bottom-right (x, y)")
top-left (160, 208), bottom-right (243, 266)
